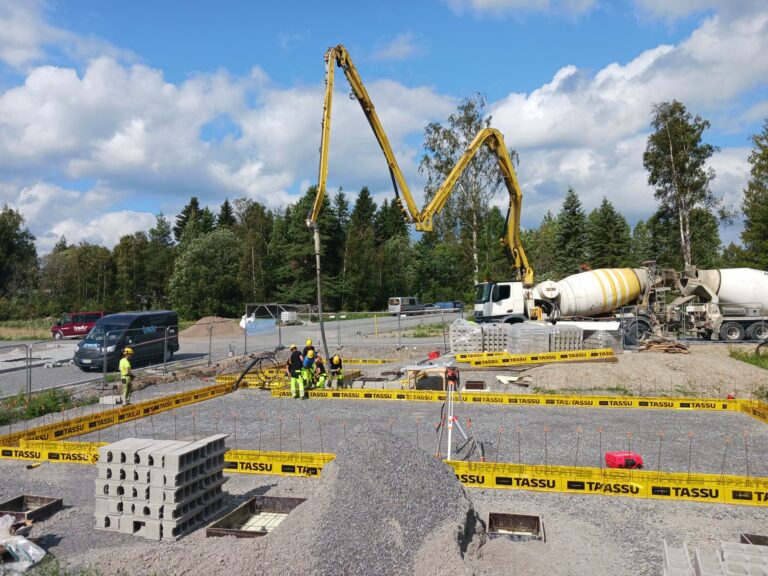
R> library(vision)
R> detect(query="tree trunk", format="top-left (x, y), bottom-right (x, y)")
top-left (665, 121), bottom-right (691, 268)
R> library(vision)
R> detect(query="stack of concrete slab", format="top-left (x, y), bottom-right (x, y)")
top-left (94, 435), bottom-right (229, 541)
top-left (662, 540), bottom-right (768, 576)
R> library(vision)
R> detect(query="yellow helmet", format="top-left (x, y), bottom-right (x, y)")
top-left (333, 355), bottom-right (340, 363)
top-left (306, 338), bottom-right (313, 346)
top-left (307, 350), bottom-right (314, 358)
top-left (290, 344), bottom-right (297, 350)
top-left (123, 347), bottom-right (134, 356)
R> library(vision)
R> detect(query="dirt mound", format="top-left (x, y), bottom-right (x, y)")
top-left (260, 426), bottom-right (481, 575)
top-left (181, 316), bottom-right (242, 338)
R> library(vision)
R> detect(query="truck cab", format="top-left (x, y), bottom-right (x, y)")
top-left (474, 282), bottom-right (528, 324)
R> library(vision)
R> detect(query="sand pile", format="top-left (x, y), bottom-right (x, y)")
top-left (181, 316), bottom-right (242, 338)
top-left (261, 426), bottom-right (483, 575)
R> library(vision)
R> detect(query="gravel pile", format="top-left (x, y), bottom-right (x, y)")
top-left (260, 425), bottom-right (482, 575)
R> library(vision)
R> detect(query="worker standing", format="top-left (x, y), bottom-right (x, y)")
top-left (315, 355), bottom-right (327, 389)
top-left (120, 347), bottom-right (135, 405)
top-left (299, 350), bottom-right (315, 397)
top-left (302, 338), bottom-right (315, 359)
top-left (287, 344), bottom-right (304, 399)
top-left (329, 354), bottom-right (344, 389)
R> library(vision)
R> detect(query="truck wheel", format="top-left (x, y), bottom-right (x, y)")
top-left (746, 322), bottom-right (768, 341)
top-left (623, 318), bottom-right (651, 346)
top-left (719, 322), bottom-right (745, 342)
top-left (52, 331), bottom-right (63, 340)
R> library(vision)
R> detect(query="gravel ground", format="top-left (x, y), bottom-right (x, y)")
top-left (1, 343), bottom-right (767, 575)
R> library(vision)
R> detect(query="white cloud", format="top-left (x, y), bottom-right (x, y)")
top-left (633, 0), bottom-right (765, 20)
top-left (485, 7), bottom-right (767, 230)
top-left (47, 211), bottom-right (157, 251)
top-left (443, 0), bottom-right (598, 16)
top-left (372, 33), bottom-right (422, 61)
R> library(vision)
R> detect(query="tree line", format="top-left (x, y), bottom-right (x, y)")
top-left (0, 98), bottom-right (766, 320)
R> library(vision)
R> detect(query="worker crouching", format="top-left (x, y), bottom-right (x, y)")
top-left (315, 355), bottom-right (327, 388)
top-left (299, 350), bottom-right (315, 398)
top-left (330, 354), bottom-right (344, 389)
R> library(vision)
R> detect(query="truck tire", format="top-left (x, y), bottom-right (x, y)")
top-left (746, 322), bottom-right (768, 341)
top-left (719, 322), bottom-right (745, 342)
top-left (52, 331), bottom-right (63, 340)
top-left (623, 318), bottom-right (651, 346)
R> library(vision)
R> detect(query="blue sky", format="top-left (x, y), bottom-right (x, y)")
top-left (1, 0), bottom-right (767, 252)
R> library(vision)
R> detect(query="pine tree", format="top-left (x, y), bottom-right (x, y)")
top-left (554, 188), bottom-right (587, 277)
top-left (146, 214), bottom-right (176, 307)
top-left (113, 232), bottom-right (150, 309)
top-left (217, 198), bottom-right (236, 228)
top-left (233, 199), bottom-right (273, 302)
top-left (741, 119), bottom-right (768, 270)
top-left (585, 198), bottom-right (631, 268)
top-left (343, 188), bottom-right (378, 310)
top-left (174, 197), bottom-right (214, 242)
top-left (630, 220), bottom-right (653, 266)
top-left (521, 211), bottom-right (558, 281)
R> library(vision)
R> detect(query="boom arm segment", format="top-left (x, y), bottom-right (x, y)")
top-left (310, 44), bottom-right (533, 286)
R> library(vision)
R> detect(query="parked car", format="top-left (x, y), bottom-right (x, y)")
top-left (388, 297), bottom-right (424, 315)
top-left (51, 311), bottom-right (111, 340)
top-left (73, 311), bottom-right (179, 372)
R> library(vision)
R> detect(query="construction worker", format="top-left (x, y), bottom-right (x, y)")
top-left (329, 354), bottom-right (344, 389)
top-left (314, 355), bottom-right (327, 389)
top-left (302, 338), bottom-right (315, 359)
top-left (286, 344), bottom-right (304, 399)
top-left (299, 349), bottom-right (315, 397)
top-left (120, 347), bottom-right (135, 405)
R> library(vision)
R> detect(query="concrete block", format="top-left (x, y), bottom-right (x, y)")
top-left (723, 562), bottom-right (768, 575)
top-left (95, 478), bottom-right (124, 498)
top-left (140, 440), bottom-right (187, 467)
top-left (94, 514), bottom-right (120, 531)
top-left (94, 496), bottom-right (109, 516)
top-left (694, 547), bottom-right (724, 576)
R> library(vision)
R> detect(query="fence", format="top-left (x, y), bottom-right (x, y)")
top-left (0, 309), bottom-right (464, 401)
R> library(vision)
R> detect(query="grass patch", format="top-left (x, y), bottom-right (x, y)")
top-left (0, 389), bottom-right (98, 426)
top-left (32, 559), bottom-right (126, 576)
top-left (406, 323), bottom-right (449, 338)
top-left (730, 347), bottom-right (768, 371)
top-left (0, 318), bottom-right (52, 340)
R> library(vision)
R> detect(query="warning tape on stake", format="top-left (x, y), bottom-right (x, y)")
top-left (2, 440), bottom-right (767, 507)
top-left (224, 449), bottom-right (335, 477)
top-left (447, 461), bottom-right (768, 507)
top-left (0, 381), bottom-right (233, 447)
top-left (270, 387), bottom-right (742, 413)
top-left (464, 348), bottom-right (616, 367)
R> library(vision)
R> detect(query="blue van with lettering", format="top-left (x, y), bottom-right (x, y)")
top-left (73, 311), bottom-right (179, 371)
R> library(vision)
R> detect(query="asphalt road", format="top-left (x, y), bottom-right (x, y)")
top-left (0, 312), bottom-right (461, 398)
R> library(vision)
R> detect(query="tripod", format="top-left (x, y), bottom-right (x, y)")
top-left (435, 367), bottom-right (482, 461)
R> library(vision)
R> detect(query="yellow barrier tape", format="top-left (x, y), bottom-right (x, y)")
top-left (0, 381), bottom-right (233, 447)
top-left (448, 461), bottom-right (768, 507)
top-left (741, 399), bottom-right (768, 424)
top-left (224, 449), bottom-right (335, 477)
top-left (270, 387), bottom-right (739, 413)
top-left (342, 359), bottom-right (396, 365)
top-left (1, 440), bottom-right (106, 464)
top-left (455, 351), bottom-right (517, 361)
top-left (466, 348), bottom-right (615, 367)
top-left (3, 440), bottom-right (767, 507)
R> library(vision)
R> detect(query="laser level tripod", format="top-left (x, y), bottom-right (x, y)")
top-left (435, 367), bottom-right (482, 461)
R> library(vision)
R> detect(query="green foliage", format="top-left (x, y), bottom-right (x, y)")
top-left (0, 205), bottom-right (37, 300)
top-left (729, 348), bottom-right (768, 372)
top-left (521, 211), bottom-right (558, 282)
top-left (343, 188), bottom-right (379, 310)
top-left (217, 198), bottom-right (236, 228)
top-left (643, 100), bottom-right (721, 268)
top-left (630, 219), bottom-right (653, 266)
top-left (0, 389), bottom-right (98, 425)
top-left (168, 227), bottom-right (244, 317)
top-left (741, 119), bottom-right (768, 270)
top-left (555, 188), bottom-right (587, 277)
top-left (585, 198), bottom-right (631, 268)
top-left (234, 199), bottom-right (273, 303)
top-left (174, 196), bottom-right (215, 243)
top-left (648, 207), bottom-right (722, 269)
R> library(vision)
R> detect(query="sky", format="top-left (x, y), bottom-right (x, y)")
top-left (1, 0), bottom-right (767, 253)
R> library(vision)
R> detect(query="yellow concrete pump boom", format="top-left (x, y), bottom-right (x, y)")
top-left (309, 44), bottom-right (534, 287)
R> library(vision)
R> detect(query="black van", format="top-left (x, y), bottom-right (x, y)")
top-left (73, 311), bottom-right (180, 371)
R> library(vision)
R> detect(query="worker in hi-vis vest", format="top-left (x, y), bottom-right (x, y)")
top-left (286, 344), bottom-right (304, 399)
top-left (120, 347), bottom-right (135, 405)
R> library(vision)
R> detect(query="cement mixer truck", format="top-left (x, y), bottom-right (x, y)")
top-left (474, 267), bottom-right (667, 345)
top-left (676, 268), bottom-right (768, 342)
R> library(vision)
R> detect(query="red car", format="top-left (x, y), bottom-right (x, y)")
top-left (51, 311), bottom-right (110, 340)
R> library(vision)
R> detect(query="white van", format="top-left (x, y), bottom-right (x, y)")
top-left (388, 297), bottom-right (424, 316)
